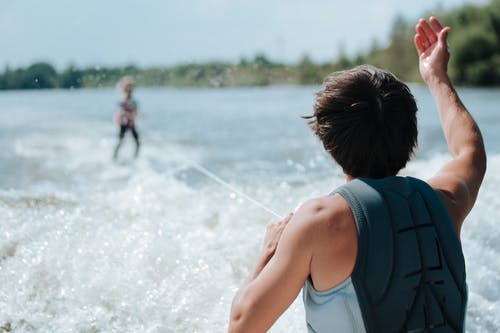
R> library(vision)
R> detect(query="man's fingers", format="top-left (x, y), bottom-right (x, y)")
top-left (414, 34), bottom-right (426, 55)
top-left (416, 25), bottom-right (431, 49)
top-left (438, 26), bottom-right (451, 47)
top-left (419, 19), bottom-right (438, 44)
top-left (415, 17), bottom-right (450, 55)
top-left (430, 16), bottom-right (444, 32)
top-left (272, 213), bottom-right (293, 228)
top-left (278, 213), bottom-right (293, 227)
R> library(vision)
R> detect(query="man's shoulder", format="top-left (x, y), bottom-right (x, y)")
top-left (292, 194), bottom-right (354, 233)
top-left (289, 194), bottom-right (357, 262)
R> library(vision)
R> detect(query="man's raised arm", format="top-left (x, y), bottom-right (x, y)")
top-left (414, 17), bottom-right (486, 233)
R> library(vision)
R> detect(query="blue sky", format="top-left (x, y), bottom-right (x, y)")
top-left (0, 0), bottom-right (489, 69)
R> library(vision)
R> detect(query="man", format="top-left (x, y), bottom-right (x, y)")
top-left (228, 17), bottom-right (486, 332)
top-left (113, 76), bottom-right (140, 160)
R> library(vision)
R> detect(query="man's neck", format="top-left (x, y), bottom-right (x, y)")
top-left (345, 174), bottom-right (355, 182)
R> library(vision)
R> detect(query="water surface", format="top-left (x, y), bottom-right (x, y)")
top-left (0, 85), bottom-right (499, 332)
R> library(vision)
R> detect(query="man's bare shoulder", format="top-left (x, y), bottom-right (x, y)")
top-left (291, 194), bottom-right (354, 234)
top-left (291, 194), bottom-right (358, 289)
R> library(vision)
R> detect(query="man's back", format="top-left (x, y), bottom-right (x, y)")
top-left (305, 177), bottom-right (467, 332)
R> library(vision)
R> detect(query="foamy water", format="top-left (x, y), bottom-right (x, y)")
top-left (0, 86), bottom-right (499, 332)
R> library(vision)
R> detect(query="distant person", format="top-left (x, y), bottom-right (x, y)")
top-left (229, 17), bottom-right (486, 332)
top-left (113, 76), bottom-right (140, 160)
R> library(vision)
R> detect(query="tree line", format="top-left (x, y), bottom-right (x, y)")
top-left (0, 0), bottom-right (498, 90)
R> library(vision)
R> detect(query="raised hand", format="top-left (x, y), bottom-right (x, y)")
top-left (414, 17), bottom-right (451, 83)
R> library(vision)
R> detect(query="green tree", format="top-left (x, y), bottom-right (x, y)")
top-left (297, 54), bottom-right (322, 84)
top-left (252, 53), bottom-right (273, 69)
top-left (21, 62), bottom-right (58, 89)
top-left (0, 69), bottom-right (5, 89)
top-left (452, 26), bottom-right (497, 82)
top-left (384, 15), bottom-right (419, 81)
top-left (60, 65), bottom-right (83, 89)
top-left (2, 66), bottom-right (19, 89)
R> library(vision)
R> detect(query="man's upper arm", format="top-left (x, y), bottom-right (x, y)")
top-left (234, 207), bottom-right (316, 332)
top-left (427, 150), bottom-right (485, 233)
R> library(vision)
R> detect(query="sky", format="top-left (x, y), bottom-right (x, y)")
top-left (0, 0), bottom-right (490, 69)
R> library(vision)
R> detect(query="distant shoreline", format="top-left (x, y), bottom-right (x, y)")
top-left (3, 0), bottom-right (500, 91)
top-left (2, 81), bottom-right (499, 93)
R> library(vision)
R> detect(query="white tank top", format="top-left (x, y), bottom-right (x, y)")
top-left (303, 277), bottom-right (366, 333)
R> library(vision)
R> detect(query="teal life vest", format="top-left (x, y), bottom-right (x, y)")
top-left (335, 176), bottom-right (467, 332)
top-left (303, 176), bottom-right (467, 333)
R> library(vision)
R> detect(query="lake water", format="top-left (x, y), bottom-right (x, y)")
top-left (0, 85), bottom-right (499, 332)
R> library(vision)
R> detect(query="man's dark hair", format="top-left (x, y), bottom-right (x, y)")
top-left (306, 65), bottom-right (418, 178)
